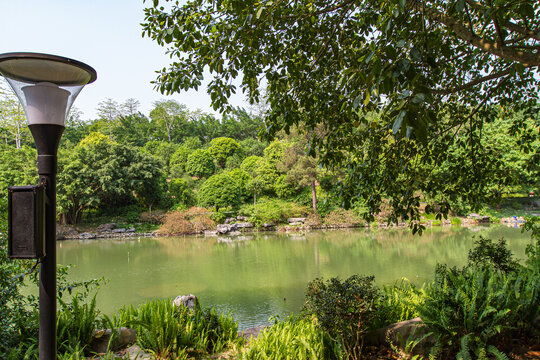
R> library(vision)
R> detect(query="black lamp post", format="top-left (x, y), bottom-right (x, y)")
top-left (0, 52), bottom-right (96, 359)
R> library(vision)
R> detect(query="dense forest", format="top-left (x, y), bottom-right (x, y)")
top-left (1, 79), bottom-right (538, 228)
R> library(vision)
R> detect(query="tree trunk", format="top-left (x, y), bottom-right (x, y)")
top-left (311, 180), bottom-right (317, 214)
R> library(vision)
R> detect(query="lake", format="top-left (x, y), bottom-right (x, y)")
top-left (57, 225), bottom-right (532, 329)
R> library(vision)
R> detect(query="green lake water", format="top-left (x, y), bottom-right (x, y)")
top-left (57, 225), bottom-right (532, 329)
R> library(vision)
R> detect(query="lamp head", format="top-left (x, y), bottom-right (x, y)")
top-left (0, 52), bottom-right (97, 126)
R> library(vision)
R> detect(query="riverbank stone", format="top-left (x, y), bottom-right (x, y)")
top-left (78, 232), bottom-right (96, 239)
top-left (173, 294), bottom-right (199, 312)
top-left (287, 217), bottom-right (306, 223)
top-left (96, 223), bottom-right (116, 232)
top-left (90, 327), bottom-right (136, 354)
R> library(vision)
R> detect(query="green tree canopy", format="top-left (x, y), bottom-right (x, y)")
top-left (57, 133), bottom-right (166, 224)
top-left (208, 137), bottom-right (244, 168)
top-left (185, 148), bottom-right (215, 178)
top-left (198, 173), bottom-right (242, 210)
top-left (143, 0), bottom-right (540, 228)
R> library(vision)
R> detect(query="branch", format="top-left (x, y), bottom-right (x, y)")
top-left (430, 68), bottom-right (512, 95)
top-left (421, 5), bottom-right (540, 67)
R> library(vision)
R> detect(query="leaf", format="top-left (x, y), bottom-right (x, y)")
top-left (256, 6), bottom-right (264, 19)
top-left (456, 0), bottom-right (465, 12)
top-left (393, 110), bottom-right (406, 134)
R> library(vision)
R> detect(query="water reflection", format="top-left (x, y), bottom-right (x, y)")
top-left (57, 226), bottom-right (531, 329)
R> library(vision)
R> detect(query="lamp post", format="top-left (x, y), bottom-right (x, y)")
top-left (0, 52), bottom-right (96, 359)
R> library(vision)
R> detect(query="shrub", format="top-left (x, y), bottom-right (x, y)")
top-left (168, 178), bottom-right (196, 208)
top-left (186, 149), bottom-right (215, 178)
top-left (240, 315), bottom-right (341, 360)
top-left (238, 199), bottom-right (310, 226)
top-left (323, 208), bottom-right (363, 227)
top-left (376, 279), bottom-right (424, 328)
top-left (303, 275), bottom-right (380, 359)
top-left (116, 298), bottom-right (239, 358)
top-left (208, 137), bottom-right (243, 168)
top-left (169, 146), bottom-right (193, 174)
top-left (198, 173), bottom-right (242, 211)
top-left (467, 236), bottom-right (519, 273)
top-left (57, 295), bottom-right (99, 354)
top-left (158, 207), bottom-right (215, 235)
top-left (140, 210), bottom-right (166, 224)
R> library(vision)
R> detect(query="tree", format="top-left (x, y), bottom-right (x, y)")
top-left (198, 173), bottom-right (242, 210)
top-left (122, 98), bottom-right (141, 116)
top-left (208, 137), bottom-right (243, 168)
top-left (169, 178), bottom-right (196, 207)
top-left (112, 113), bottom-right (155, 147)
top-left (0, 86), bottom-right (28, 148)
top-left (150, 99), bottom-right (188, 142)
top-left (57, 133), bottom-right (166, 223)
top-left (278, 141), bottom-right (320, 213)
top-left (96, 98), bottom-right (121, 137)
top-left (185, 149), bottom-right (215, 178)
top-left (143, 0), bottom-right (540, 229)
top-left (0, 145), bottom-right (37, 189)
top-left (142, 140), bottom-right (179, 174)
top-left (169, 145), bottom-right (193, 176)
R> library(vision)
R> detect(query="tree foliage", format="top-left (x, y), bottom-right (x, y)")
top-left (186, 148), bottom-right (215, 178)
top-left (208, 137), bottom-right (243, 168)
top-left (198, 173), bottom-right (242, 210)
top-left (57, 133), bottom-right (166, 223)
top-left (142, 0), bottom-right (540, 227)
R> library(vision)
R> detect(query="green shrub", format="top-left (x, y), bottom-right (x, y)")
top-left (303, 275), bottom-right (380, 359)
top-left (169, 178), bottom-right (196, 208)
top-left (238, 199), bottom-right (310, 226)
top-left (450, 216), bottom-right (462, 225)
top-left (116, 298), bottom-right (239, 358)
top-left (376, 279), bottom-right (424, 328)
top-left (467, 236), bottom-right (519, 273)
top-left (198, 173), bottom-right (242, 211)
top-left (57, 295), bottom-right (99, 354)
top-left (186, 149), bottom-right (215, 178)
top-left (240, 315), bottom-right (341, 360)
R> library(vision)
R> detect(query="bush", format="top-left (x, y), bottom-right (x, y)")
top-left (467, 236), bottom-right (519, 273)
top-left (238, 199), bottom-right (310, 226)
top-left (376, 279), bottom-right (424, 328)
top-left (198, 173), bottom-right (242, 210)
top-left (323, 208), bottom-right (363, 227)
top-left (116, 298), bottom-right (239, 358)
top-left (303, 275), bottom-right (380, 359)
top-left (158, 207), bottom-right (215, 235)
top-left (168, 178), bottom-right (196, 208)
top-left (208, 137), bottom-right (243, 168)
top-left (186, 149), bottom-right (215, 178)
top-left (240, 315), bottom-right (341, 360)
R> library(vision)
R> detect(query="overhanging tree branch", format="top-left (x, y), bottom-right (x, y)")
top-left (431, 68), bottom-right (512, 95)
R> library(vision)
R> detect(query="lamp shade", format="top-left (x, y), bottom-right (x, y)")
top-left (0, 52), bottom-right (97, 126)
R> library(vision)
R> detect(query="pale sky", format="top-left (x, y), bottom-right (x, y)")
top-left (0, 0), bottom-right (248, 121)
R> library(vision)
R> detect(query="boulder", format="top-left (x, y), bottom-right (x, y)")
top-left (125, 344), bottom-right (153, 359)
top-left (89, 327), bottom-right (136, 354)
top-left (112, 228), bottom-right (127, 233)
top-left (78, 232), bottom-right (96, 239)
top-left (367, 317), bottom-right (431, 351)
top-left (216, 223), bottom-right (238, 234)
top-left (288, 217), bottom-right (306, 223)
top-left (288, 222), bottom-right (304, 226)
top-left (204, 230), bottom-right (218, 236)
top-left (126, 227), bottom-right (136, 233)
top-left (173, 294), bottom-right (199, 312)
top-left (236, 215), bottom-right (249, 221)
top-left (96, 223), bottom-right (116, 232)
top-left (56, 225), bottom-right (78, 240)
top-left (224, 217), bottom-right (236, 224)
top-left (235, 222), bottom-right (254, 229)
top-left (262, 222), bottom-right (275, 228)
top-left (467, 213), bottom-right (490, 222)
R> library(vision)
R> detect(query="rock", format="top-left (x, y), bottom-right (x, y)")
top-left (239, 325), bottom-right (269, 342)
top-left (96, 223), bottom-right (116, 232)
top-left (236, 215), bottom-right (249, 221)
top-left (216, 223), bottom-right (238, 234)
top-left (56, 225), bottom-right (78, 240)
top-left (78, 232), bottom-right (96, 239)
top-left (126, 227), bottom-right (136, 233)
top-left (235, 222), bottom-right (254, 229)
top-left (262, 222), bottom-right (275, 228)
top-left (112, 228), bottom-right (127, 233)
top-left (173, 294), bottom-right (199, 312)
top-left (367, 317), bottom-right (431, 351)
top-left (229, 231), bottom-right (242, 236)
top-left (467, 213), bottom-right (490, 222)
top-left (204, 230), bottom-right (218, 236)
top-left (125, 344), bottom-right (154, 359)
top-left (224, 217), bottom-right (236, 224)
top-left (288, 217), bottom-right (306, 223)
top-left (89, 327), bottom-right (136, 354)
top-left (288, 222), bottom-right (304, 226)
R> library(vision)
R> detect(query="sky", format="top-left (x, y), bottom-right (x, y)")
top-left (0, 0), bottom-right (248, 121)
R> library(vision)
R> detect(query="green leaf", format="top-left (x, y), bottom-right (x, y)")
top-left (393, 110), bottom-right (406, 134)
